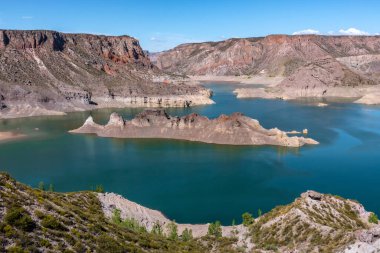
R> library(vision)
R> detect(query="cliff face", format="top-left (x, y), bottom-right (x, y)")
top-left (153, 35), bottom-right (380, 99)
top-left (0, 30), bottom-right (212, 118)
top-left (153, 35), bottom-right (380, 77)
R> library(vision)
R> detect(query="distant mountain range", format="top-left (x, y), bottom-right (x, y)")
top-left (152, 35), bottom-right (380, 101)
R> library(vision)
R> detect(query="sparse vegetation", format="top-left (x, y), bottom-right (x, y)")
top-left (0, 172), bottom-right (211, 252)
top-left (0, 173), bottom-right (377, 252)
top-left (181, 228), bottom-right (193, 242)
top-left (151, 221), bottom-right (164, 236)
top-left (4, 206), bottom-right (36, 232)
top-left (207, 221), bottom-right (222, 238)
top-left (38, 181), bottom-right (45, 191)
top-left (95, 184), bottom-right (104, 193)
top-left (242, 212), bottom-right (254, 226)
top-left (40, 215), bottom-right (68, 231)
top-left (167, 221), bottom-right (178, 240)
top-left (369, 212), bottom-right (379, 224)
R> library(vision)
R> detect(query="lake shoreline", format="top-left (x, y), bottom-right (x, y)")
top-left (188, 75), bottom-right (380, 106)
top-left (0, 94), bottom-right (214, 120)
top-left (0, 131), bottom-right (26, 143)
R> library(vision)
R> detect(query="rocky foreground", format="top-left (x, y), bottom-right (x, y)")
top-left (153, 35), bottom-right (380, 104)
top-left (1, 173), bottom-right (379, 252)
top-left (0, 30), bottom-right (213, 118)
top-left (69, 109), bottom-right (318, 147)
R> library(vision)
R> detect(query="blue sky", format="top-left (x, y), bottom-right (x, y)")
top-left (1, 0), bottom-right (379, 51)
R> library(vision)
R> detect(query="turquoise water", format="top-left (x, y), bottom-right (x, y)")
top-left (1, 83), bottom-right (380, 224)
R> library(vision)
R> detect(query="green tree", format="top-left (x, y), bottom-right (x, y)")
top-left (38, 181), bottom-right (45, 191)
top-left (232, 219), bottom-right (236, 226)
top-left (242, 212), bottom-right (254, 226)
top-left (258, 209), bottom-right (262, 217)
top-left (369, 212), bottom-right (379, 224)
top-left (181, 228), bottom-right (193, 242)
top-left (123, 218), bottom-right (146, 232)
top-left (207, 221), bottom-right (222, 238)
top-left (167, 221), bottom-right (178, 240)
top-left (48, 184), bottom-right (54, 192)
top-left (151, 221), bottom-right (163, 236)
top-left (95, 185), bottom-right (104, 193)
top-left (112, 209), bottom-right (122, 224)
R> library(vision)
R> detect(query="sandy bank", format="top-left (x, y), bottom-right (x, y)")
top-left (233, 85), bottom-right (380, 106)
top-left (0, 131), bottom-right (26, 142)
top-left (189, 75), bottom-right (284, 86)
top-left (0, 94), bottom-right (215, 119)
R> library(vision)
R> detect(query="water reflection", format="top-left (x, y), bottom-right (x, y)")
top-left (0, 82), bottom-right (380, 224)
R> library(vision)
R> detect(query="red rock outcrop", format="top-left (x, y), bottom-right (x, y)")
top-left (0, 30), bottom-right (213, 118)
top-left (153, 35), bottom-right (380, 78)
top-left (70, 109), bottom-right (319, 147)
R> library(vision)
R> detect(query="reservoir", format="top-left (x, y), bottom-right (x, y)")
top-left (1, 82), bottom-right (379, 224)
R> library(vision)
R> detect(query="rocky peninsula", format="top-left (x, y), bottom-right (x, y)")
top-left (69, 109), bottom-right (318, 147)
top-left (1, 173), bottom-right (379, 252)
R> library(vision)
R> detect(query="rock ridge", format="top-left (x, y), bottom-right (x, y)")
top-left (69, 109), bottom-right (318, 147)
top-left (0, 30), bottom-right (213, 118)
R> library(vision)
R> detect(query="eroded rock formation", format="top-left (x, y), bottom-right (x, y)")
top-left (70, 109), bottom-right (318, 147)
top-left (153, 35), bottom-right (380, 101)
top-left (0, 30), bottom-right (213, 118)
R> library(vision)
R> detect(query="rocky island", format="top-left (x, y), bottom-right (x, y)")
top-left (69, 109), bottom-right (318, 147)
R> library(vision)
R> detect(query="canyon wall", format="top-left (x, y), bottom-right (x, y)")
top-left (0, 30), bottom-right (212, 118)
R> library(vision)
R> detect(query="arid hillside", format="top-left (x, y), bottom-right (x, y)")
top-left (0, 30), bottom-right (212, 118)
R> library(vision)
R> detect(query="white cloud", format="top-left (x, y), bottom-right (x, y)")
top-left (21, 16), bottom-right (33, 20)
top-left (292, 29), bottom-right (320, 35)
top-left (144, 32), bottom-right (200, 52)
top-left (338, 28), bottom-right (369, 36)
top-left (327, 31), bottom-right (335, 35)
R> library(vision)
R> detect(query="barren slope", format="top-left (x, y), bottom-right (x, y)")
top-left (0, 30), bottom-right (213, 118)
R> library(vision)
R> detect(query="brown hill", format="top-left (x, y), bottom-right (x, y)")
top-left (153, 35), bottom-right (380, 77)
top-left (0, 30), bottom-right (212, 118)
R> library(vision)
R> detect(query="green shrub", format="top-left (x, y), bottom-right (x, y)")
top-left (95, 185), bottom-right (104, 193)
top-left (167, 221), bottom-right (178, 240)
top-left (151, 221), bottom-right (163, 236)
top-left (38, 239), bottom-right (51, 248)
top-left (111, 209), bottom-right (122, 224)
top-left (41, 215), bottom-right (67, 231)
top-left (96, 234), bottom-right (125, 253)
top-left (181, 228), bottom-right (193, 242)
top-left (4, 207), bottom-right (36, 232)
top-left (38, 181), bottom-right (45, 191)
top-left (207, 221), bottom-right (222, 238)
top-left (120, 218), bottom-right (146, 232)
top-left (242, 212), bottom-right (254, 226)
top-left (369, 212), bottom-right (379, 224)
top-left (6, 246), bottom-right (25, 253)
